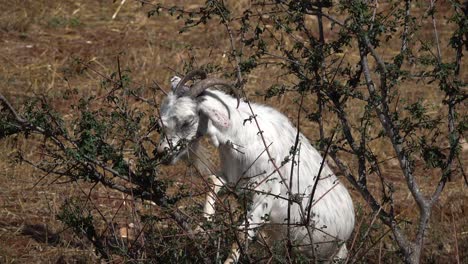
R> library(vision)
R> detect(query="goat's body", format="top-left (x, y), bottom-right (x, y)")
top-left (197, 90), bottom-right (355, 261)
top-left (158, 76), bottom-right (355, 262)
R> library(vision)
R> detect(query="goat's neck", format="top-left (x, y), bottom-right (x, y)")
top-left (198, 91), bottom-right (243, 148)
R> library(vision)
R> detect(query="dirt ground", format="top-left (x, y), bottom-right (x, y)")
top-left (0, 0), bottom-right (467, 263)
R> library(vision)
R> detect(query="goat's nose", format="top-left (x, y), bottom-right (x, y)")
top-left (156, 143), bottom-right (166, 155)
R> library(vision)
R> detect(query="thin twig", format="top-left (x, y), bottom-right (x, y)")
top-left (430, 0), bottom-right (442, 62)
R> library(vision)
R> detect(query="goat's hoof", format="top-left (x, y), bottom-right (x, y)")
top-left (223, 259), bottom-right (235, 264)
top-left (193, 224), bottom-right (205, 234)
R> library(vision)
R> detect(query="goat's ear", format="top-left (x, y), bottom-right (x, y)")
top-left (198, 103), bottom-right (230, 130)
top-left (170, 76), bottom-right (181, 90)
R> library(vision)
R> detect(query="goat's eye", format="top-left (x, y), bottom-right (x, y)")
top-left (181, 117), bottom-right (195, 129)
top-left (181, 121), bottom-right (191, 128)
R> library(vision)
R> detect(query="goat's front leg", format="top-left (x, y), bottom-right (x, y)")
top-left (224, 193), bottom-right (273, 264)
top-left (203, 174), bottom-right (224, 220)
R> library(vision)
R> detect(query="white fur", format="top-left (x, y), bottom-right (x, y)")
top-left (157, 77), bottom-right (355, 263)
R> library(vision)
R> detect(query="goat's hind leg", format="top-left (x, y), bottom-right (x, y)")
top-left (194, 174), bottom-right (225, 234)
top-left (317, 242), bottom-right (348, 264)
top-left (333, 243), bottom-right (348, 263)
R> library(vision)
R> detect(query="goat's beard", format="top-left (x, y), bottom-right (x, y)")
top-left (161, 148), bottom-right (188, 165)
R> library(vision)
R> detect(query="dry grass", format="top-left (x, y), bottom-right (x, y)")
top-left (0, 0), bottom-right (467, 263)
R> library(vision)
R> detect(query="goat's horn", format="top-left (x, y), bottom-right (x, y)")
top-left (175, 69), bottom-right (207, 95)
top-left (189, 78), bottom-right (241, 108)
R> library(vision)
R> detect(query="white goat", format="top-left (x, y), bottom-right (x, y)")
top-left (156, 70), bottom-right (355, 263)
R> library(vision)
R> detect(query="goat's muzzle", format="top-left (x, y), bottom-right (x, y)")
top-left (155, 139), bottom-right (190, 165)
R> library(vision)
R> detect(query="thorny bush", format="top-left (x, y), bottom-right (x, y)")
top-left (1, 0), bottom-right (467, 263)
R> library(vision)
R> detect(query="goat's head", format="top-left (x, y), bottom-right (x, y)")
top-left (156, 70), bottom-right (239, 164)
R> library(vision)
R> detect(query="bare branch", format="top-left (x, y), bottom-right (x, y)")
top-left (400, 0), bottom-right (412, 59)
top-left (0, 93), bottom-right (28, 125)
